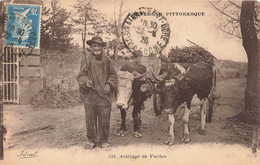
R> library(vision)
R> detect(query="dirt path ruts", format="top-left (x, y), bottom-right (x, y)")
top-left (3, 78), bottom-right (250, 150)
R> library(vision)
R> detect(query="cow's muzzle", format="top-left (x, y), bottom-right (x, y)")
top-left (164, 108), bottom-right (174, 114)
top-left (117, 97), bottom-right (133, 110)
top-left (117, 102), bottom-right (128, 109)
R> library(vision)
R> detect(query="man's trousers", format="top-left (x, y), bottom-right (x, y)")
top-left (84, 104), bottom-right (111, 143)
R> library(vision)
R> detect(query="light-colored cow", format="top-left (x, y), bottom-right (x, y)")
top-left (116, 63), bottom-right (149, 138)
top-left (116, 71), bottom-right (134, 109)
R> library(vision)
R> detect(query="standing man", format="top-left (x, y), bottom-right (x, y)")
top-left (77, 36), bottom-right (118, 149)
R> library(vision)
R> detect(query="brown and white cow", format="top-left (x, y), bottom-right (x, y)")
top-left (116, 63), bottom-right (150, 138)
top-left (151, 61), bottom-right (214, 145)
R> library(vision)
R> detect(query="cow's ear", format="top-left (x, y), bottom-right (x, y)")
top-left (184, 81), bottom-right (189, 87)
top-left (181, 78), bottom-right (191, 88)
top-left (185, 78), bottom-right (191, 84)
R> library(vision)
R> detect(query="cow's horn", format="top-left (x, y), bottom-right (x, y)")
top-left (150, 67), bottom-right (164, 82)
top-left (173, 75), bottom-right (186, 81)
top-left (133, 72), bottom-right (148, 79)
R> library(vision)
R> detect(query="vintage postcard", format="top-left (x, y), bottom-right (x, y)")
top-left (0, 0), bottom-right (260, 165)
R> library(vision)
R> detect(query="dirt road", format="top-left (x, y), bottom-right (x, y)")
top-left (3, 78), bottom-right (253, 151)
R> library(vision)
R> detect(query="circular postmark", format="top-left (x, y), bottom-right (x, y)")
top-left (122, 7), bottom-right (170, 56)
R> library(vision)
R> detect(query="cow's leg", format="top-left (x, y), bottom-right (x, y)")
top-left (199, 99), bottom-right (207, 135)
top-left (181, 104), bottom-right (191, 143)
top-left (132, 105), bottom-right (142, 138)
top-left (117, 108), bottom-right (126, 137)
top-left (164, 114), bottom-right (175, 145)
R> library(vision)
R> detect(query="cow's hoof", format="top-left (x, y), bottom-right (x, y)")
top-left (117, 130), bottom-right (126, 137)
top-left (181, 134), bottom-right (191, 143)
top-left (164, 138), bottom-right (174, 146)
top-left (133, 132), bottom-right (142, 138)
top-left (198, 129), bottom-right (207, 135)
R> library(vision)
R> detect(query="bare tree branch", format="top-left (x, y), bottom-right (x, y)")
top-left (220, 24), bottom-right (242, 38)
top-left (219, 15), bottom-right (242, 38)
top-left (210, 1), bottom-right (240, 23)
top-left (210, 0), bottom-right (259, 38)
top-left (113, 0), bottom-right (124, 60)
top-left (228, 0), bottom-right (241, 9)
top-left (114, 4), bottom-right (118, 34)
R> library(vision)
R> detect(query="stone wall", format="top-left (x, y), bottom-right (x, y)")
top-left (19, 49), bottom-right (43, 104)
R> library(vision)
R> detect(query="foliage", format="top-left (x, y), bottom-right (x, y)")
top-left (40, 5), bottom-right (51, 50)
top-left (111, 0), bottom-right (124, 60)
top-left (166, 46), bottom-right (215, 64)
top-left (73, 0), bottom-right (97, 53)
top-left (41, 0), bottom-right (73, 52)
top-left (73, 0), bottom-right (114, 54)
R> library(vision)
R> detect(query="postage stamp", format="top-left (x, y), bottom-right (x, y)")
top-left (122, 7), bottom-right (170, 56)
top-left (4, 4), bottom-right (41, 49)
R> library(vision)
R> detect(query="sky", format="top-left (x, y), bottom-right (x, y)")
top-left (54, 0), bottom-right (248, 62)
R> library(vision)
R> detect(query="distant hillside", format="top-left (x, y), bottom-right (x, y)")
top-left (215, 60), bottom-right (247, 80)
top-left (112, 58), bottom-right (248, 81)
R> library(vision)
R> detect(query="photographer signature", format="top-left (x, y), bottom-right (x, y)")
top-left (17, 150), bottom-right (39, 159)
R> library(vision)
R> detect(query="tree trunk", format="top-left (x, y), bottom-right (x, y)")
top-left (240, 1), bottom-right (260, 119)
top-left (240, 0), bottom-right (260, 152)
top-left (114, 0), bottom-right (124, 60)
top-left (82, 14), bottom-right (87, 56)
top-left (51, 0), bottom-right (57, 50)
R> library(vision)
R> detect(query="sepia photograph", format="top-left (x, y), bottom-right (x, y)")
top-left (0, 0), bottom-right (259, 164)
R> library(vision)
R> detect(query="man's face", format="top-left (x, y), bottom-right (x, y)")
top-left (91, 43), bottom-right (103, 56)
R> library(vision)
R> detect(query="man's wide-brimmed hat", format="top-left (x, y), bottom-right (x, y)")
top-left (86, 36), bottom-right (106, 47)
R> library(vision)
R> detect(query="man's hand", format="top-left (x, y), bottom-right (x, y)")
top-left (86, 79), bottom-right (94, 88)
top-left (161, 72), bottom-right (168, 79)
top-left (103, 84), bottom-right (111, 94)
top-left (132, 71), bottom-right (138, 76)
